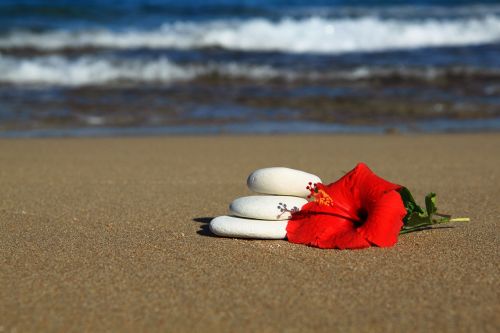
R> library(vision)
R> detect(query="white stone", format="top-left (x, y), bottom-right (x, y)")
top-left (247, 167), bottom-right (321, 197)
top-left (209, 216), bottom-right (287, 239)
top-left (229, 195), bottom-right (307, 220)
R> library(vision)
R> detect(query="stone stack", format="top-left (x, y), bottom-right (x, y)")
top-left (209, 167), bottom-right (321, 239)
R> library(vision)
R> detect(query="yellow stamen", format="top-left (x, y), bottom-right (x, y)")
top-left (315, 189), bottom-right (334, 206)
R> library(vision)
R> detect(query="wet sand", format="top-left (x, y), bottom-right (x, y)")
top-left (2, 73), bottom-right (500, 133)
top-left (1, 134), bottom-right (499, 332)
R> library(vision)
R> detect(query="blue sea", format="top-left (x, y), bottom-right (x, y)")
top-left (1, 0), bottom-right (500, 136)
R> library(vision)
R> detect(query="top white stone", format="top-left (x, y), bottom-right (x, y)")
top-left (247, 167), bottom-right (322, 197)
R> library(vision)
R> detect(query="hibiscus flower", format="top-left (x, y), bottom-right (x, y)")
top-left (286, 163), bottom-right (407, 249)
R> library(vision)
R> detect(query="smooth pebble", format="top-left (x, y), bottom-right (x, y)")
top-left (247, 167), bottom-right (321, 197)
top-left (209, 216), bottom-right (287, 239)
top-left (229, 195), bottom-right (307, 220)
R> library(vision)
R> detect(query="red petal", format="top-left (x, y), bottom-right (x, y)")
top-left (353, 163), bottom-right (402, 207)
top-left (287, 211), bottom-right (370, 249)
top-left (324, 163), bottom-right (400, 204)
top-left (358, 190), bottom-right (407, 247)
top-left (286, 163), bottom-right (405, 250)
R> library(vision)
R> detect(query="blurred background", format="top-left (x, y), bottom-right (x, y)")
top-left (0, 0), bottom-right (499, 137)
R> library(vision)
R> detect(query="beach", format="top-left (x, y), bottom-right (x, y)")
top-left (1, 134), bottom-right (499, 332)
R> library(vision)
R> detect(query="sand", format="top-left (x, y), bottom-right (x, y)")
top-left (1, 134), bottom-right (499, 332)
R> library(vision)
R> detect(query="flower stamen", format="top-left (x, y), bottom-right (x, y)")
top-left (307, 183), bottom-right (334, 206)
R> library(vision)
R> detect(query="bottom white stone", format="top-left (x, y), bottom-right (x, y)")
top-left (209, 216), bottom-right (287, 239)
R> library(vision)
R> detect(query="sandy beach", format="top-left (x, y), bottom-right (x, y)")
top-left (1, 134), bottom-right (499, 332)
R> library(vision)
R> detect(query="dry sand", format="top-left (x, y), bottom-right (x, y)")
top-left (0, 134), bottom-right (499, 332)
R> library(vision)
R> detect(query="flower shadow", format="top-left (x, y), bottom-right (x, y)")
top-left (402, 225), bottom-right (456, 234)
top-left (193, 217), bottom-right (217, 237)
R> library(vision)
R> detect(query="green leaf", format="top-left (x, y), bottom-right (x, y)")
top-left (399, 188), bottom-right (439, 231)
top-left (425, 192), bottom-right (437, 216)
top-left (404, 211), bottom-right (431, 228)
top-left (399, 187), bottom-right (424, 224)
top-left (398, 188), bottom-right (466, 235)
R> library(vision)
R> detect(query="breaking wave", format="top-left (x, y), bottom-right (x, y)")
top-left (1, 54), bottom-right (498, 87)
top-left (1, 15), bottom-right (500, 54)
top-left (0, 55), bottom-right (288, 86)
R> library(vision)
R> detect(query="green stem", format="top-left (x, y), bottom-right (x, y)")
top-left (449, 217), bottom-right (470, 223)
top-left (400, 216), bottom-right (469, 235)
top-left (399, 226), bottom-right (433, 234)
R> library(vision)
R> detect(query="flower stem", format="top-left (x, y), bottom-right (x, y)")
top-left (400, 216), bottom-right (469, 235)
top-left (449, 217), bottom-right (470, 223)
top-left (399, 226), bottom-right (433, 234)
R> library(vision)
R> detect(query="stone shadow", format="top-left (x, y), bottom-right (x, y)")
top-left (193, 217), bottom-right (217, 237)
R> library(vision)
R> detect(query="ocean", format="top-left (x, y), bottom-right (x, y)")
top-left (1, 0), bottom-right (499, 136)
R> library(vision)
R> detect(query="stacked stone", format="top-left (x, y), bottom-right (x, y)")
top-left (209, 167), bottom-right (322, 239)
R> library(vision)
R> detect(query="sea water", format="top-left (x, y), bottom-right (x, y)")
top-left (0, 0), bottom-right (499, 136)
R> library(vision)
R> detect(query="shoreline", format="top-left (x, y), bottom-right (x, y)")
top-left (1, 117), bottom-right (500, 138)
top-left (1, 134), bottom-right (499, 332)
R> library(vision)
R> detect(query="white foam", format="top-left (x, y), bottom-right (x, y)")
top-left (0, 54), bottom-right (287, 86)
top-left (0, 55), bottom-right (197, 85)
top-left (1, 15), bottom-right (500, 53)
top-left (1, 53), bottom-right (497, 86)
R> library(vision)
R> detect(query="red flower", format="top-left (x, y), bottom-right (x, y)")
top-left (286, 163), bottom-right (407, 249)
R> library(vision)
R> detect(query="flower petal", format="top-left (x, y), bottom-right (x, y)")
top-left (286, 163), bottom-right (406, 250)
top-left (286, 211), bottom-right (370, 249)
top-left (353, 163), bottom-right (402, 208)
top-left (318, 163), bottom-right (401, 223)
top-left (358, 190), bottom-right (407, 247)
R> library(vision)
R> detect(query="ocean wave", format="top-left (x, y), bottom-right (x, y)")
top-left (1, 15), bottom-right (500, 54)
top-left (1, 54), bottom-right (498, 87)
top-left (0, 55), bottom-right (288, 86)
